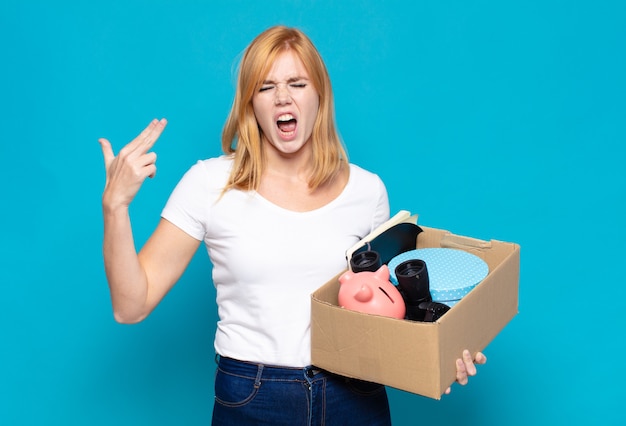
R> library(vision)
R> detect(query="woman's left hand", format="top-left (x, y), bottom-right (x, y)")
top-left (444, 350), bottom-right (487, 395)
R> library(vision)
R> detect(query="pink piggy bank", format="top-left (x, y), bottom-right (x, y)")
top-left (338, 265), bottom-right (406, 319)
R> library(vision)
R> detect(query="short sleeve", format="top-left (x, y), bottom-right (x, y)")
top-left (371, 175), bottom-right (391, 231)
top-left (161, 161), bottom-right (212, 241)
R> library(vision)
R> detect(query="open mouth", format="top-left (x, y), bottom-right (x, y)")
top-left (276, 113), bottom-right (297, 135)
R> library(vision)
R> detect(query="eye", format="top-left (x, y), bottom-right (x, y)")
top-left (259, 85), bottom-right (274, 92)
top-left (289, 83), bottom-right (307, 89)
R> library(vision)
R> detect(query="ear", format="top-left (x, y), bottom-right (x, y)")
top-left (373, 264), bottom-right (390, 281)
top-left (339, 271), bottom-right (354, 284)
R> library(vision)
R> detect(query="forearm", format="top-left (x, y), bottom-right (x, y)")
top-left (102, 205), bottom-right (150, 323)
top-left (98, 118), bottom-right (170, 323)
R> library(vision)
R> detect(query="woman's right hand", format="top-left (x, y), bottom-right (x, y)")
top-left (98, 118), bottom-right (168, 211)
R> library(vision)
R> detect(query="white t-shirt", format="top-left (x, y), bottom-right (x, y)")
top-left (162, 155), bottom-right (390, 367)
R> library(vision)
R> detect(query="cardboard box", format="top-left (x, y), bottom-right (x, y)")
top-left (310, 223), bottom-right (520, 399)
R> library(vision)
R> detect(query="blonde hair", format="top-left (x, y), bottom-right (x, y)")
top-left (221, 26), bottom-right (347, 192)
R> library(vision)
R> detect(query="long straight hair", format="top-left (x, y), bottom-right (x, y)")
top-left (221, 26), bottom-right (347, 192)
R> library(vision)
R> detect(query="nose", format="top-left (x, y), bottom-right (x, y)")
top-left (274, 83), bottom-right (292, 105)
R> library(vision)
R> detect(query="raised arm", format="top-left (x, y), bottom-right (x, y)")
top-left (99, 119), bottom-right (200, 323)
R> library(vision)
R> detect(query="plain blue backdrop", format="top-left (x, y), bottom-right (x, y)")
top-left (1, 0), bottom-right (624, 425)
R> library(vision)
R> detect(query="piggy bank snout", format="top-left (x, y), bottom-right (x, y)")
top-left (354, 285), bottom-right (373, 302)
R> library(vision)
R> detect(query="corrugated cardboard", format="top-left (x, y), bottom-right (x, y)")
top-left (310, 224), bottom-right (520, 399)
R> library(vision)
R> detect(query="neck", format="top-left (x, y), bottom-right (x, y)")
top-left (262, 140), bottom-right (314, 183)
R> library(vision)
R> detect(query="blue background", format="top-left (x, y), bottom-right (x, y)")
top-left (1, 0), bottom-right (624, 424)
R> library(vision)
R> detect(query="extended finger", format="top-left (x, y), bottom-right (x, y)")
top-left (124, 118), bottom-right (168, 155)
top-left (98, 138), bottom-right (115, 168)
top-left (475, 351), bottom-right (487, 365)
top-left (136, 118), bottom-right (167, 152)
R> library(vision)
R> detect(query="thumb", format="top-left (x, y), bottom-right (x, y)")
top-left (98, 138), bottom-right (115, 168)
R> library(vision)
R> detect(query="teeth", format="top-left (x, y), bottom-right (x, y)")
top-left (277, 114), bottom-right (295, 122)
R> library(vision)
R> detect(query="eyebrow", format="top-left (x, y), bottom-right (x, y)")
top-left (261, 76), bottom-right (309, 84)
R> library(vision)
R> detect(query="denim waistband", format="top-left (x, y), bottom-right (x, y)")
top-left (216, 355), bottom-right (325, 381)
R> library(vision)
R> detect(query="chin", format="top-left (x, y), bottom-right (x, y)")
top-left (269, 138), bottom-right (309, 155)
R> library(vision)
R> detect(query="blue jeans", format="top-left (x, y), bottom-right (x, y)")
top-left (212, 356), bottom-right (391, 426)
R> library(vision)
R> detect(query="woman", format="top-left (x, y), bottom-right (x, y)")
top-left (99, 25), bottom-right (486, 425)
